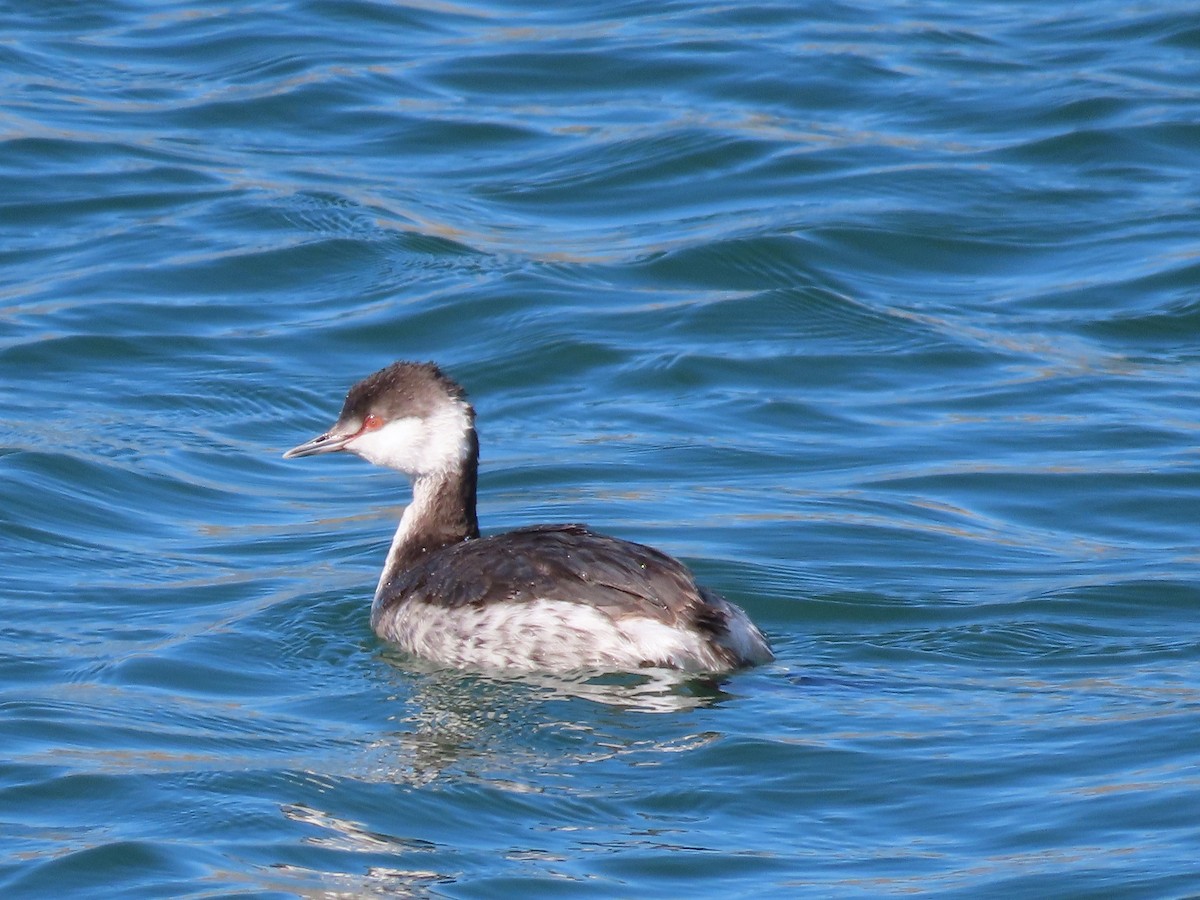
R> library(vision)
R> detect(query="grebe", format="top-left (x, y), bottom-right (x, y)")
top-left (283, 361), bottom-right (773, 674)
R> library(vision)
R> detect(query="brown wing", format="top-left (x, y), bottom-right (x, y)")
top-left (377, 523), bottom-right (731, 636)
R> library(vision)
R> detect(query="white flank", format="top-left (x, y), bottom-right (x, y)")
top-left (375, 597), bottom-right (744, 673)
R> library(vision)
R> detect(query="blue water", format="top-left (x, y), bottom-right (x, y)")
top-left (3, 1), bottom-right (1199, 896)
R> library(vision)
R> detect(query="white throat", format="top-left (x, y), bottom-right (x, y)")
top-left (372, 472), bottom-right (445, 607)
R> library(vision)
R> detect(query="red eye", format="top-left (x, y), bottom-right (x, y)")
top-left (362, 413), bottom-right (383, 431)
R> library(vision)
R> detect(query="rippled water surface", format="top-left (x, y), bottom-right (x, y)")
top-left (3, 1), bottom-right (1199, 896)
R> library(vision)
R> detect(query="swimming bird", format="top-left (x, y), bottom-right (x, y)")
top-left (283, 361), bottom-right (772, 674)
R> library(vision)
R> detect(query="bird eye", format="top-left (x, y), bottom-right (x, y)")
top-left (363, 413), bottom-right (383, 431)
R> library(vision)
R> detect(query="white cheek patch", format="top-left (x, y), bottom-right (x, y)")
top-left (349, 417), bottom-right (423, 471)
top-left (347, 401), bottom-right (472, 477)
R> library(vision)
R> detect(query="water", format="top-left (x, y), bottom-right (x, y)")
top-left (2, 0), bottom-right (1199, 896)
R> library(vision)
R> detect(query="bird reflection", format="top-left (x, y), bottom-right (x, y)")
top-left (367, 651), bottom-right (733, 787)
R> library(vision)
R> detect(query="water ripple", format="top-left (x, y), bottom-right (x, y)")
top-left (3, 0), bottom-right (1200, 896)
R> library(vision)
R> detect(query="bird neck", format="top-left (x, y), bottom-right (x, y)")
top-left (373, 434), bottom-right (480, 605)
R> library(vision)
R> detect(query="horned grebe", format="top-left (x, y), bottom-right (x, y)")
top-left (283, 361), bottom-right (773, 674)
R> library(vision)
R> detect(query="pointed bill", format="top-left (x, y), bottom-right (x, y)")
top-left (282, 430), bottom-right (354, 459)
